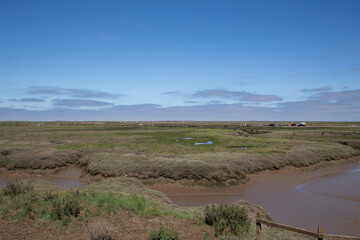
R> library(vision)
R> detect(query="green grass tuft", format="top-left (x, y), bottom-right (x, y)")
top-left (147, 226), bottom-right (179, 240)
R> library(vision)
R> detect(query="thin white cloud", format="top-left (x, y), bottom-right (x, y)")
top-left (8, 98), bottom-right (46, 102)
top-left (192, 89), bottom-right (282, 102)
top-left (301, 87), bottom-right (332, 93)
top-left (313, 89), bottom-right (360, 104)
top-left (28, 86), bottom-right (124, 99)
top-left (161, 91), bottom-right (180, 95)
top-left (53, 99), bottom-right (114, 107)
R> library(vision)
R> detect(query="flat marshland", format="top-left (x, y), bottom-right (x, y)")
top-left (0, 121), bottom-right (359, 239)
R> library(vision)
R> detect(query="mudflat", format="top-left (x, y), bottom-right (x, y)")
top-left (0, 166), bottom-right (86, 188)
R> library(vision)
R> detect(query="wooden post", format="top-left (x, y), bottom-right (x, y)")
top-left (256, 213), bottom-right (262, 240)
top-left (318, 226), bottom-right (324, 240)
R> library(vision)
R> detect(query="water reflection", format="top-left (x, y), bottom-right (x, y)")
top-left (194, 141), bottom-right (213, 146)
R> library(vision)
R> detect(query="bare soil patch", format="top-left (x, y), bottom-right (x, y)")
top-left (0, 212), bottom-right (212, 240)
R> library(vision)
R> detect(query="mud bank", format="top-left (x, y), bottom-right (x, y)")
top-left (0, 166), bottom-right (87, 188)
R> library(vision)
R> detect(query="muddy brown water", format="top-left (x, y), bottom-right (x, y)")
top-left (0, 166), bottom-right (86, 188)
top-left (149, 161), bottom-right (360, 236)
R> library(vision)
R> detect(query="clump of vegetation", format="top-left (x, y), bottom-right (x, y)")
top-left (84, 177), bottom-right (174, 205)
top-left (242, 128), bottom-right (271, 135)
top-left (338, 140), bottom-right (360, 150)
top-left (203, 232), bottom-right (212, 240)
top-left (147, 226), bottom-right (179, 240)
top-left (0, 156), bottom-right (9, 168)
top-left (50, 190), bottom-right (82, 225)
top-left (204, 204), bottom-right (250, 237)
top-left (6, 149), bottom-right (84, 170)
top-left (0, 149), bottom-right (11, 155)
top-left (87, 220), bottom-right (115, 240)
top-left (1, 180), bottom-right (33, 197)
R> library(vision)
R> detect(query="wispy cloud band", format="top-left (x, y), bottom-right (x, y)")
top-left (192, 89), bottom-right (282, 102)
top-left (301, 87), bottom-right (332, 93)
top-left (28, 86), bottom-right (124, 99)
top-left (53, 99), bottom-right (114, 107)
top-left (8, 98), bottom-right (45, 102)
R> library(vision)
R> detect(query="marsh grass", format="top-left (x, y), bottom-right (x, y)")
top-left (6, 149), bottom-right (84, 170)
top-left (78, 141), bottom-right (358, 182)
top-left (1, 123), bottom-right (359, 182)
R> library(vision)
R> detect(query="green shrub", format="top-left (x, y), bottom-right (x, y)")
top-left (214, 218), bottom-right (227, 236)
top-left (0, 150), bottom-right (11, 156)
top-left (204, 204), bottom-right (250, 236)
top-left (2, 181), bottom-right (33, 197)
top-left (147, 226), bottom-right (179, 240)
top-left (203, 232), bottom-right (212, 240)
top-left (0, 157), bottom-right (9, 168)
top-left (41, 189), bottom-right (58, 201)
top-left (63, 190), bottom-right (81, 217)
top-left (50, 190), bottom-right (81, 223)
top-left (18, 193), bottom-right (37, 218)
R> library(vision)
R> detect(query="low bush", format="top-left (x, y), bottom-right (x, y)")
top-left (41, 189), bottom-right (58, 201)
top-left (1, 181), bottom-right (33, 197)
top-left (50, 190), bottom-right (81, 223)
top-left (203, 232), bottom-right (212, 240)
top-left (0, 150), bottom-right (11, 155)
top-left (204, 204), bottom-right (250, 236)
top-left (147, 226), bottom-right (179, 240)
top-left (88, 220), bottom-right (114, 240)
top-left (242, 128), bottom-right (271, 135)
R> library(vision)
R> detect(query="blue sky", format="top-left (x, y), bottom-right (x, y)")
top-left (1, 0), bottom-right (359, 121)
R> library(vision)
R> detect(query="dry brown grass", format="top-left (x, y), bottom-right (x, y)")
top-left (87, 219), bottom-right (115, 240)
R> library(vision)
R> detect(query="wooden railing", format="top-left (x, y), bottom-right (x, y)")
top-left (256, 213), bottom-right (360, 240)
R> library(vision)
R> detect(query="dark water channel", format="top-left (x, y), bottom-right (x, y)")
top-left (0, 166), bottom-right (86, 188)
top-left (149, 161), bottom-right (360, 236)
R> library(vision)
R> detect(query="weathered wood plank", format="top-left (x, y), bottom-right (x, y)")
top-left (318, 226), bottom-right (324, 240)
top-left (256, 218), bottom-right (360, 240)
top-left (257, 218), bottom-right (319, 237)
top-left (256, 213), bottom-right (262, 240)
top-left (324, 234), bottom-right (360, 240)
